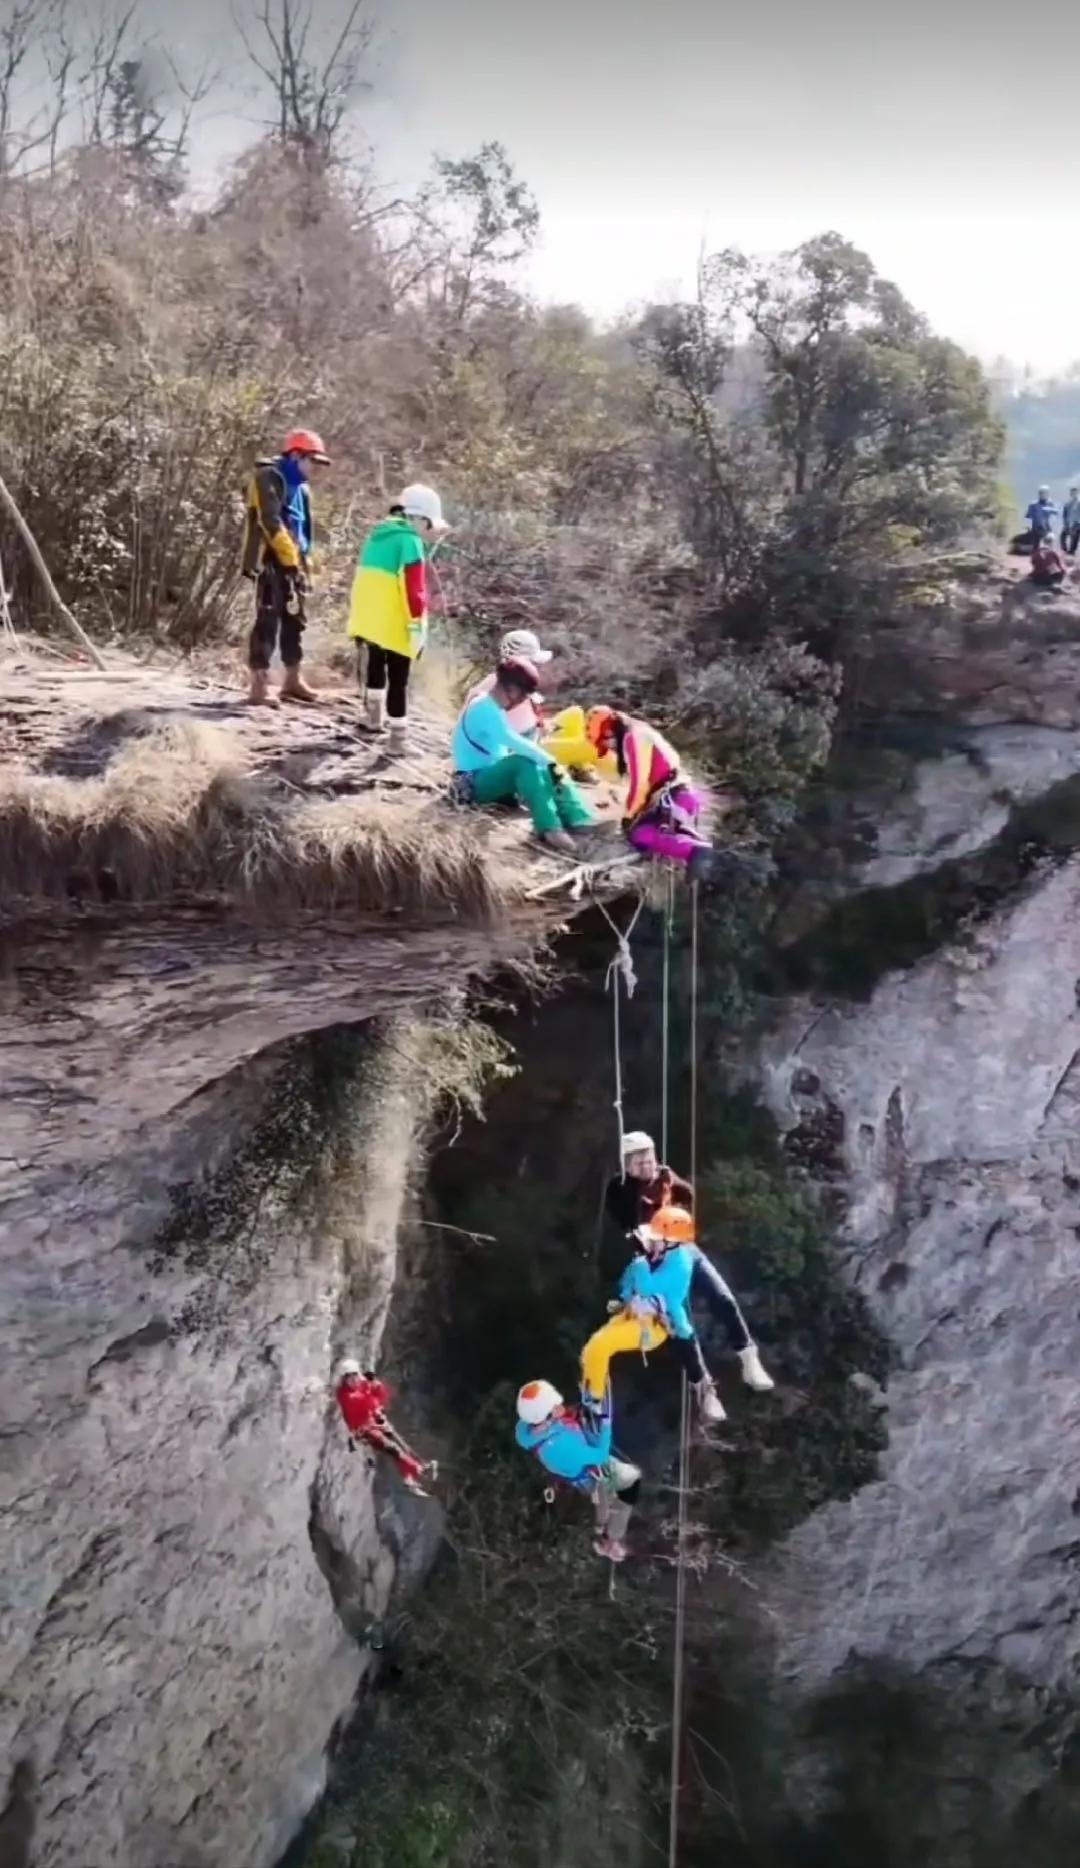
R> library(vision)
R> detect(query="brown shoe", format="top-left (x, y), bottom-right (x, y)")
top-left (247, 669), bottom-right (280, 708)
top-left (281, 668), bottom-right (319, 704)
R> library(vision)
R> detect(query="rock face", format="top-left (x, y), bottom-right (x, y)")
top-left (1, 1021), bottom-right (444, 1868)
top-left (755, 568), bottom-right (1080, 1746)
top-left (0, 663), bottom-right (626, 1868)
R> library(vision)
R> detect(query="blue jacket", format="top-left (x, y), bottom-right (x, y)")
top-left (620, 1244), bottom-right (738, 1341)
top-left (453, 693), bottom-right (553, 775)
top-left (515, 1407), bottom-right (612, 1491)
top-left (277, 454), bottom-right (314, 557)
top-left (1026, 497), bottom-right (1058, 534)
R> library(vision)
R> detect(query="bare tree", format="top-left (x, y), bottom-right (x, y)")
top-left (77, 5), bottom-right (216, 200)
top-left (0, 0), bottom-right (74, 178)
top-left (236, 0), bottom-right (374, 167)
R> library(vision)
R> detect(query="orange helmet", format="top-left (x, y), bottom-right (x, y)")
top-left (282, 428), bottom-right (330, 464)
top-left (645, 1204), bottom-right (695, 1246)
top-left (585, 706), bottom-right (620, 752)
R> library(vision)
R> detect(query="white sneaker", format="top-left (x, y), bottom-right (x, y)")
top-left (693, 1378), bottom-right (727, 1424)
top-left (593, 1536), bottom-right (627, 1563)
top-left (364, 691), bottom-right (386, 731)
top-left (739, 1346), bottom-right (775, 1392)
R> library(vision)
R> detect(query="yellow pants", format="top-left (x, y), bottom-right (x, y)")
top-left (581, 1311), bottom-right (669, 1402)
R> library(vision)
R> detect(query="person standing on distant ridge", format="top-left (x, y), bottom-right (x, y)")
top-left (348, 484), bottom-right (449, 755)
top-left (1062, 486), bottom-right (1080, 556)
top-left (242, 428), bottom-right (330, 708)
top-left (1025, 484), bottom-right (1059, 547)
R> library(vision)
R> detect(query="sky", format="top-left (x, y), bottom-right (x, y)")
top-left (155, 0), bottom-right (1080, 371)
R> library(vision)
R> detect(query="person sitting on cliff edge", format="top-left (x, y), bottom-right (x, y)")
top-left (334, 1360), bottom-right (436, 1497)
top-left (452, 657), bottom-right (597, 855)
top-left (1031, 533), bottom-right (1068, 589)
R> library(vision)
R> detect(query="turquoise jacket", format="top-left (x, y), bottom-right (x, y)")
top-left (453, 693), bottom-right (552, 774)
top-left (515, 1407), bottom-right (612, 1491)
top-left (620, 1244), bottom-right (737, 1340)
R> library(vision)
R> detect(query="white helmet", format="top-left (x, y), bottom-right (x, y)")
top-left (621, 1130), bottom-right (655, 1157)
top-left (397, 482), bottom-right (448, 534)
top-left (337, 1357), bottom-right (361, 1379)
top-left (1039, 485), bottom-right (1050, 498)
top-left (516, 1379), bottom-right (563, 1424)
top-left (500, 627), bottom-right (552, 665)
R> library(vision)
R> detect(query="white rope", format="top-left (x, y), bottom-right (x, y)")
top-left (661, 867), bottom-right (674, 1161)
top-left (667, 878), bottom-right (700, 1868)
top-left (596, 895), bottom-right (645, 1171)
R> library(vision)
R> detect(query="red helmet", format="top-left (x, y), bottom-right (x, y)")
top-left (282, 428), bottom-right (330, 464)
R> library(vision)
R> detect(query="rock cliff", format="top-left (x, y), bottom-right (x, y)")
top-left (0, 661), bottom-right (624, 1868)
top-left (755, 564), bottom-right (1080, 1792)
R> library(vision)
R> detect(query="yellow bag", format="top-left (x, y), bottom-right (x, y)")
top-left (541, 704), bottom-right (618, 776)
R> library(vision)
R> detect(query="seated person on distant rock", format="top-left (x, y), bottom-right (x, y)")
top-left (1031, 535), bottom-right (1068, 587)
top-left (1062, 487), bottom-right (1080, 556)
top-left (452, 657), bottom-right (597, 855)
top-left (515, 1379), bottom-right (641, 1564)
top-left (335, 1359), bottom-right (435, 1497)
top-left (1024, 485), bottom-right (1059, 549)
top-left (581, 1205), bottom-right (775, 1426)
top-left (584, 707), bottom-right (732, 884)
top-left (604, 1130), bottom-right (693, 1237)
top-left (464, 629), bottom-right (554, 740)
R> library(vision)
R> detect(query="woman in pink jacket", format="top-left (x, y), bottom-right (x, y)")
top-left (585, 707), bottom-right (721, 881)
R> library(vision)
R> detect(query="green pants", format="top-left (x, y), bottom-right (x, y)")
top-left (468, 757), bottom-right (596, 835)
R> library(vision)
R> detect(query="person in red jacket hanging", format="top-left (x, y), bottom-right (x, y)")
top-left (334, 1359), bottom-right (436, 1497)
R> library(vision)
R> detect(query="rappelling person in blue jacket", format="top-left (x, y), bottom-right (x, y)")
top-left (581, 1205), bottom-right (775, 1425)
top-left (515, 1380), bottom-right (642, 1563)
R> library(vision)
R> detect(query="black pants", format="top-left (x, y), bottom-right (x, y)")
top-left (360, 642), bottom-right (411, 719)
top-left (1063, 525), bottom-right (1080, 555)
top-left (671, 1296), bottom-right (752, 1386)
top-left (249, 562), bottom-right (304, 670)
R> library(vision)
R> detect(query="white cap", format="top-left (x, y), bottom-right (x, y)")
top-left (398, 482), bottom-right (448, 534)
top-left (1039, 485), bottom-right (1050, 497)
top-left (500, 628), bottom-right (552, 665)
top-left (337, 1357), bottom-right (361, 1378)
top-left (621, 1130), bottom-right (655, 1157)
top-left (516, 1379), bottom-right (563, 1424)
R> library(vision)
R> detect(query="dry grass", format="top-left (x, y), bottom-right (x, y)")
top-left (0, 721), bottom-right (509, 926)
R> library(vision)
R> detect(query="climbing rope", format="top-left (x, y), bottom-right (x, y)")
top-left (667, 878), bottom-right (700, 1868)
top-left (661, 867), bottom-right (674, 1161)
top-left (597, 894), bottom-right (646, 1170)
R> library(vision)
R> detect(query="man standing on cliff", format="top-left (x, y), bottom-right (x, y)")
top-left (242, 428), bottom-right (330, 708)
top-left (334, 1360), bottom-right (435, 1497)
